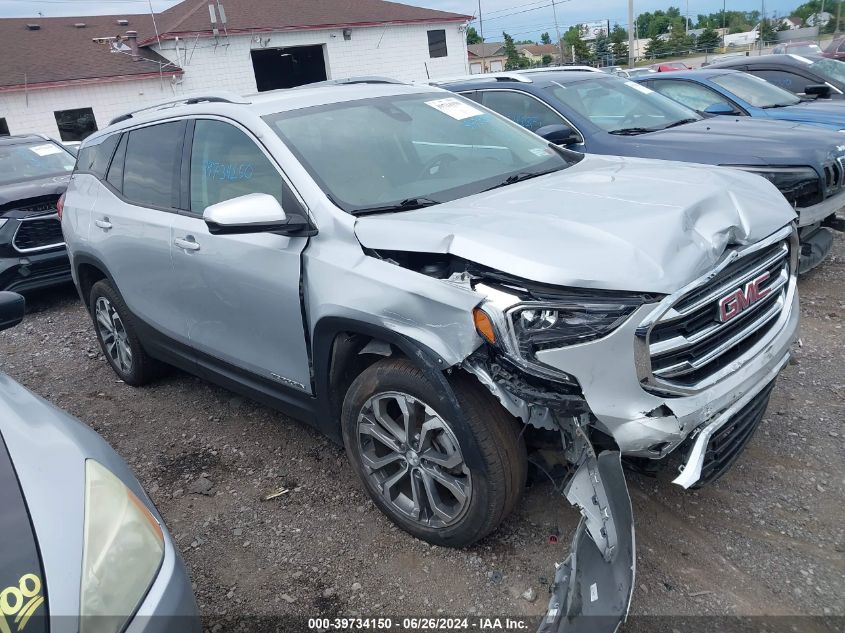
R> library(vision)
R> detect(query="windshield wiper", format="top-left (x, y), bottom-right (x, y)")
top-left (482, 169), bottom-right (558, 192)
top-left (351, 197), bottom-right (441, 216)
top-left (761, 103), bottom-right (795, 109)
top-left (660, 118), bottom-right (699, 130)
top-left (607, 127), bottom-right (656, 136)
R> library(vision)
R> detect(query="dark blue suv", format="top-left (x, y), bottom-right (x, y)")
top-left (437, 70), bottom-right (845, 272)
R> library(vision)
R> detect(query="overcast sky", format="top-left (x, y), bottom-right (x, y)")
top-left (0, 0), bottom-right (803, 40)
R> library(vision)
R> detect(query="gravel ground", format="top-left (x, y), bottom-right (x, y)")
top-left (1, 234), bottom-right (843, 631)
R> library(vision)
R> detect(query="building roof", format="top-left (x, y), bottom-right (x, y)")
top-left (0, 14), bottom-right (179, 92)
top-left (0, 0), bottom-right (470, 92)
top-left (141, 0), bottom-right (471, 44)
top-left (517, 44), bottom-right (559, 56)
top-left (467, 43), bottom-right (505, 58)
top-left (783, 16), bottom-right (804, 26)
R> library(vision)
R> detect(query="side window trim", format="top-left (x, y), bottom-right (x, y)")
top-left (105, 132), bottom-right (128, 194)
top-left (478, 88), bottom-right (585, 143)
top-left (184, 115), bottom-right (310, 220)
top-left (179, 119), bottom-right (196, 213)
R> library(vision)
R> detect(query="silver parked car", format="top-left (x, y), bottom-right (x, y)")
top-left (0, 291), bottom-right (200, 633)
top-left (60, 82), bottom-right (799, 631)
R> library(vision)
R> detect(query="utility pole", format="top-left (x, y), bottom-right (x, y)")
top-left (628, 0), bottom-right (635, 68)
top-left (551, 0), bottom-right (564, 65)
top-left (477, 0), bottom-right (485, 72)
top-left (818, 0), bottom-right (826, 44)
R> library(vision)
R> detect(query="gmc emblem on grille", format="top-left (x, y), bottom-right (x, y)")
top-left (717, 272), bottom-right (772, 323)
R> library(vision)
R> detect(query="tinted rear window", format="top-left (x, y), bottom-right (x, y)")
top-left (123, 121), bottom-right (185, 209)
top-left (76, 134), bottom-right (119, 178)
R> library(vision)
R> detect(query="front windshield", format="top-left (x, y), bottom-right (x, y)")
top-left (544, 77), bottom-right (701, 133)
top-left (264, 92), bottom-right (578, 214)
top-left (0, 141), bottom-right (75, 186)
top-left (809, 57), bottom-right (845, 85)
top-left (710, 72), bottom-right (801, 107)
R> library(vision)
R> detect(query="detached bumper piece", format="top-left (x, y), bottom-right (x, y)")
top-left (539, 451), bottom-right (635, 633)
top-left (797, 225), bottom-right (834, 275)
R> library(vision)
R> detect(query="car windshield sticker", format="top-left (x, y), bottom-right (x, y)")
top-left (0, 573), bottom-right (45, 633)
top-left (625, 81), bottom-right (653, 94)
top-left (28, 144), bottom-right (62, 157)
top-left (425, 98), bottom-right (484, 120)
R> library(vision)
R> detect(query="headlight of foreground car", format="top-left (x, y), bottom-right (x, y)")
top-left (474, 293), bottom-right (643, 382)
top-left (725, 165), bottom-right (821, 206)
top-left (80, 460), bottom-right (164, 633)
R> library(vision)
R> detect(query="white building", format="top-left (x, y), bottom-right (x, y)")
top-left (0, 0), bottom-right (470, 140)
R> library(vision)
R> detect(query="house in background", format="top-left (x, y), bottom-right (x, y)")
top-left (781, 16), bottom-right (804, 29)
top-left (467, 43), bottom-right (506, 73)
top-left (517, 44), bottom-right (560, 66)
top-left (0, 0), bottom-right (470, 140)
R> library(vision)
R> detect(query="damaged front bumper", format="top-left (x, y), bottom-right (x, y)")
top-left (465, 228), bottom-right (800, 633)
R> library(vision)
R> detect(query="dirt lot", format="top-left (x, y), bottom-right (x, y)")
top-left (1, 234), bottom-right (843, 631)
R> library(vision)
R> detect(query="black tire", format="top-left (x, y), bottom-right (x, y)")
top-left (88, 279), bottom-right (163, 386)
top-left (341, 357), bottom-right (527, 547)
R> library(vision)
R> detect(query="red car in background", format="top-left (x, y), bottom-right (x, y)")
top-left (650, 61), bottom-right (692, 72)
top-left (823, 36), bottom-right (845, 60)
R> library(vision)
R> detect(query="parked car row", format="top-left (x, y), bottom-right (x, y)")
top-left (3, 59), bottom-right (842, 633)
top-left (435, 68), bottom-right (843, 272)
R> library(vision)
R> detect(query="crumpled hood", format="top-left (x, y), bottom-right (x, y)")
top-left (354, 154), bottom-right (796, 294)
top-left (613, 116), bottom-right (845, 166)
top-left (0, 174), bottom-right (69, 210)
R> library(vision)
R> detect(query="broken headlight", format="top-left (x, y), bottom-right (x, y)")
top-left (475, 283), bottom-right (644, 381)
top-left (724, 165), bottom-right (821, 207)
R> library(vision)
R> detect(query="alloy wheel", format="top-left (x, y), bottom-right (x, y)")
top-left (95, 296), bottom-right (133, 374)
top-left (356, 391), bottom-right (471, 528)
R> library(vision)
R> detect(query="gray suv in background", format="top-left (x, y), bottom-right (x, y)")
top-left (61, 83), bottom-right (799, 631)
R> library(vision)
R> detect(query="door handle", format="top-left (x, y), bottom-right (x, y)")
top-left (95, 218), bottom-right (112, 230)
top-left (174, 237), bottom-right (201, 251)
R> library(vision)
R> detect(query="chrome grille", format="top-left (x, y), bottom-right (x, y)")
top-left (13, 214), bottom-right (65, 253)
top-left (646, 237), bottom-right (791, 389)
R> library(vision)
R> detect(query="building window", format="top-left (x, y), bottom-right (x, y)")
top-left (0, 118), bottom-right (9, 136)
top-left (427, 29), bottom-right (447, 58)
top-left (54, 107), bottom-right (97, 142)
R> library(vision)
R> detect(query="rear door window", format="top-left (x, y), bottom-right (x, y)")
top-left (76, 134), bottom-right (119, 178)
top-left (122, 121), bottom-right (186, 209)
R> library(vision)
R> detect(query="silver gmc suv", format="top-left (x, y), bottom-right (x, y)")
top-left (61, 81), bottom-right (799, 631)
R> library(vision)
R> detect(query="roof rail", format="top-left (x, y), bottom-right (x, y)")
top-left (430, 72), bottom-right (533, 86)
top-left (108, 92), bottom-right (247, 125)
top-left (295, 76), bottom-right (408, 89)
top-left (518, 65), bottom-right (603, 74)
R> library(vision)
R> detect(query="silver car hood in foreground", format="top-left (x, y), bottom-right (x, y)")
top-left (355, 154), bottom-right (796, 294)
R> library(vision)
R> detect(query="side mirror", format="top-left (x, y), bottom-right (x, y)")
top-left (204, 193), bottom-right (314, 236)
top-left (804, 84), bottom-right (831, 98)
top-left (703, 103), bottom-right (738, 116)
top-left (535, 123), bottom-right (581, 146)
top-left (0, 292), bottom-right (25, 332)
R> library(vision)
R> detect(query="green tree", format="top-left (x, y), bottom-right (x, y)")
top-left (563, 26), bottom-right (592, 62)
top-left (760, 18), bottom-right (777, 44)
top-left (542, 54), bottom-right (553, 66)
top-left (593, 33), bottom-right (612, 66)
top-left (645, 36), bottom-right (667, 58)
top-left (696, 27), bottom-right (720, 52)
top-left (466, 26), bottom-right (482, 45)
top-left (503, 32), bottom-right (525, 70)
top-left (541, 32), bottom-right (552, 45)
top-left (609, 24), bottom-right (628, 64)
